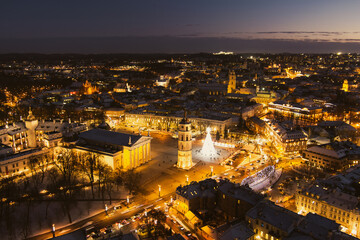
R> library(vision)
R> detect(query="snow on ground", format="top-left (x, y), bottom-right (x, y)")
top-left (0, 186), bottom-right (129, 240)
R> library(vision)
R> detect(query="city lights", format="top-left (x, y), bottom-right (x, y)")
top-left (0, 13), bottom-right (359, 238)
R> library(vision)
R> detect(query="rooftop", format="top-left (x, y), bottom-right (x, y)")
top-left (247, 200), bottom-right (301, 233)
top-left (79, 129), bottom-right (145, 147)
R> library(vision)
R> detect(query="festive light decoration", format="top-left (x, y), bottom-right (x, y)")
top-left (200, 127), bottom-right (217, 157)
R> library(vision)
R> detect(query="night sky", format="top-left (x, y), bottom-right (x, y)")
top-left (1, 0), bottom-right (360, 53)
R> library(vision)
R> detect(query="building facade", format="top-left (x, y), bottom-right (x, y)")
top-left (268, 100), bottom-right (323, 126)
top-left (263, 120), bottom-right (307, 153)
top-left (0, 109), bottom-right (86, 153)
top-left (251, 87), bottom-right (279, 106)
top-left (301, 141), bottom-right (360, 171)
top-left (124, 112), bottom-right (233, 135)
top-left (75, 129), bottom-right (151, 170)
top-left (295, 166), bottom-right (360, 238)
top-left (177, 115), bottom-right (193, 170)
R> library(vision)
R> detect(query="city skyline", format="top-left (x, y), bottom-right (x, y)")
top-left (2, 0), bottom-right (360, 53)
top-left (2, 1), bottom-right (360, 240)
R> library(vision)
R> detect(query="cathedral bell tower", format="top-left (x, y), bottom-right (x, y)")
top-left (177, 111), bottom-right (193, 170)
top-left (227, 70), bottom-right (236, 94)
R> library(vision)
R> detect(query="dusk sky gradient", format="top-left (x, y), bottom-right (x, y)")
top-left (1, 0), bottom-right (360, 53)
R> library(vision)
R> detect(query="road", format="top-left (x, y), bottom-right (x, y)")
top-left (27, 129), bottom-right (291, 240)
top-left (27, 193), bottom-right (173, 240)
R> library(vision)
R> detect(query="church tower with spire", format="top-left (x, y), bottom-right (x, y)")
top-left (25, 108), bottom-right (39, 148)
top-left (342, 79), bottom-right (349, 92)
top-left (227, 70), bottom-right (236, 94)
top-left (177, 111), bottom-right (193, 170)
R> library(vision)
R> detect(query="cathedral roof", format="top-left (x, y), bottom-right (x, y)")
top-left (79, 129), bottom-right (145, 147)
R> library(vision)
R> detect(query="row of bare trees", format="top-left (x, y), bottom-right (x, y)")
top-left (0, 148), bottom-right (142, 238)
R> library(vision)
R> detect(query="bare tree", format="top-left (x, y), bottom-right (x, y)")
top-left (49, 149), bottom-right (80, 223)
top-left (123, 169), bottom-right (142, 195)
top-left (113, 168), bottom-right (124, 191)
top-left (78, 152), bottom-right (100, 199)
top-left (102, 166), bottom-right (115, 204)
top-left (28, 152), bottom-right (52, 183)
top-left (96, 161), bottom-right (106, 199)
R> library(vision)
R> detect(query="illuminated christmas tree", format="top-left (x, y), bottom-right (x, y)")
top-left (201, 127), bottom-right (217, 157)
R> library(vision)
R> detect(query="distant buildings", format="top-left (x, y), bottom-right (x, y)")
top-left (155, 75), bottom-right (170, 88)
top-left (113, 82), bottom-right (131, 93)
top-left (83, 80), bottom-right (98, 95)
top-left (125, 112), bottom-right (234, 136)
top-left (263, 120), bottom-right (307, 153)
top-left (302, 141), bottom-right (360, 171)
top-left (343, 79), bottom-right (349, 92)
top-left (227, 70), bottom-right (237, 94)
top-left (251, 86), bottom-right (279, 106)
top-left (268, 100), bottom-right (323, 126)
top-left (198, 83), bottom-right (227, 96)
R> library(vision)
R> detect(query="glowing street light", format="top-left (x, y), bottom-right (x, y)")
top-left (185, 175), bottom-right (189, 184)
top-left (52, 224), bottom-right (56, 238)
top-left (105, 204), bottom-right (108, 215)
top-left (127, 195), bottom-right (130, 204)
top-left (210, 166), bottom-right (214, 176)
top-left (158, 185), bottom-right (161, 197)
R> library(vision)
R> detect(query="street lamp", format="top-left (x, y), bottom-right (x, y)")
top-left (185, 175), bottom-right (189, 185)
top-left (158, 185), bottom-right (161, 197)
top-left (127, 195), bottom-right (130, 204)
top-left (52, 224), bottom-right (56, 238)
top-left (105, 204), bottom-right (108, 215)
top-left (210, 166), bottom-right (214, 176)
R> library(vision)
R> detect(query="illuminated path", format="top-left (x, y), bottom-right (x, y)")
top-left (27, 193), bottom-right (174, 240)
